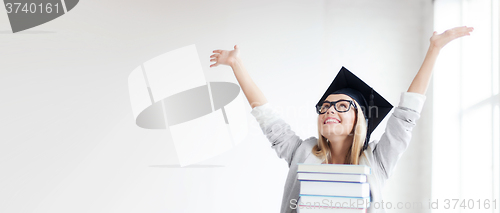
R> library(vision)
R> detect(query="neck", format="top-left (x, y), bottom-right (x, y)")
top-left (325, 135), bottom-right (353, 164)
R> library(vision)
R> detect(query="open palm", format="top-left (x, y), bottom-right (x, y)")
top-left (430, 26), bottom-right (474, 49)
top-left (210, 45), bottom-right (240, 67)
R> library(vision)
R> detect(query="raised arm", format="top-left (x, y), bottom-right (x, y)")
top-left (211, 46), bottom-right (306, 166)
top-left (210, 45), bottom-right (268, 108)
top-left (407, 26), bottom-right (474, 94)
top-left (373, 26), bottom-right (474, 180)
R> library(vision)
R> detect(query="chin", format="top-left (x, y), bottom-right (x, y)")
top-left (321, 124), bottom-right (346, 135)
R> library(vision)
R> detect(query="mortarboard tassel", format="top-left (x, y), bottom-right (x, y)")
top-left (363, 88), bottom-right (375, 151)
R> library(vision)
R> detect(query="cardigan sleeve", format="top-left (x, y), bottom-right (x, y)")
top-left (250, 103), bottom-right (304, 168)
top-left (372, 92), bottom-right (426, 179)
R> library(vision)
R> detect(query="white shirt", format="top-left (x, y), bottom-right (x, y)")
top-left (250, 92), bottom-right (426, 213)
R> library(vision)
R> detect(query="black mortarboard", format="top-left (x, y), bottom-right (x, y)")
top-left (316, 66), bottom-right (393, 151)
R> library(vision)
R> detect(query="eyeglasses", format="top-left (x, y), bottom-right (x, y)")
top-left (316, 100), bottom-right (357, 114)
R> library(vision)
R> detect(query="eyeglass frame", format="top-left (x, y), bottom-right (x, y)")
top-left (316, 99), bottom-right (358, 114)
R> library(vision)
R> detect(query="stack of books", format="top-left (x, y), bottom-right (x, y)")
top-left (296, 163), bottom-right (371, 213)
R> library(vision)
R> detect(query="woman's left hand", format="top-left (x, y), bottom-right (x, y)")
top-left (430, 26), bottom-right (474, 50)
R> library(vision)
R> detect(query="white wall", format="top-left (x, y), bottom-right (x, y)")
top-left (0, 0), bottom-right (434, 212)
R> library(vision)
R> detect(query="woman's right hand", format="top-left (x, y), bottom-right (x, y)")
top-left (210, 45), bottom-right (240, 68)
top-left (209, 45), bottom-right (268, 108)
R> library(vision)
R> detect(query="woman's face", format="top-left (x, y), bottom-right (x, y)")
top-left (318, 94), bottom-right (357, 138)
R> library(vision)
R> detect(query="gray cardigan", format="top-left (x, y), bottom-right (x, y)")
top-left (250, 92), bottom-right (426, 213)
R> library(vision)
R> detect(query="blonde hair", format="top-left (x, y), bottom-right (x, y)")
top-left (312, 99), bottom-right (367, 165)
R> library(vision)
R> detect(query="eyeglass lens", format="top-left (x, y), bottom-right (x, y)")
top-left (319, 100), bottom-right (351, 113)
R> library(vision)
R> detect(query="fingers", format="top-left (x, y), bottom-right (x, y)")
top-left (460, 26), bottom-right (474, 31)
top-left (439, 26), bottom-right (473, 40)
top-left (458, 26), bottom-right (473, 34)
top-left (210, 51), bottom-right (220, 67)
top-left (210, 54), bottom-right (219, 66)
top-left (210, 52), bottom-right (221, 67)
top-left (453, 26), bottom-right (474, 36)
top-left (464, 26), bottom-right (474, 35)
top-left (456, 26), bottom-right (473, 37)
top-left (430, 26), bottom-right (474, 49)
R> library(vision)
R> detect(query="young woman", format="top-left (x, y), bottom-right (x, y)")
top-left (210, 26), bottom-right (473, 213)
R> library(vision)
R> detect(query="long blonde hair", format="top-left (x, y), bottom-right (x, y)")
top-left (312, 99), bottom-right (367, 165)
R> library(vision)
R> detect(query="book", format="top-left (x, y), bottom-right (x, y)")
top-left (298, 172), bottom-right (367, 183)
top-left (299, 194), bottom-right (370, 208)
top-left (297, 163), bottom-right (371, 175)
top-left (300, 180), bottom-right (370, 197)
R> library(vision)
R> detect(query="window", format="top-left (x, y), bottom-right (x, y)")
top-left (433, 0), bottom-right (500, 212)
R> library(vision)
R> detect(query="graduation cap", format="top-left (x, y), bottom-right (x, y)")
top-left (316, 66), bottom-right (393, 151)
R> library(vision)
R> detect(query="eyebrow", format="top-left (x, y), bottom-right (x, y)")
top-left (324, 99), bottom-right (352, 102)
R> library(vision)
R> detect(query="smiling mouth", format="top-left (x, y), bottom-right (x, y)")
top-left (324, 118), bottom-right (340, 124)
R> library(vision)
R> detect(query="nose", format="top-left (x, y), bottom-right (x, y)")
top-left (326, 105), bottom-right (336, 114)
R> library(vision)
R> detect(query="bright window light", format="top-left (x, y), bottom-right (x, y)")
top-left (433, 0), bottom-right (499, 212)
